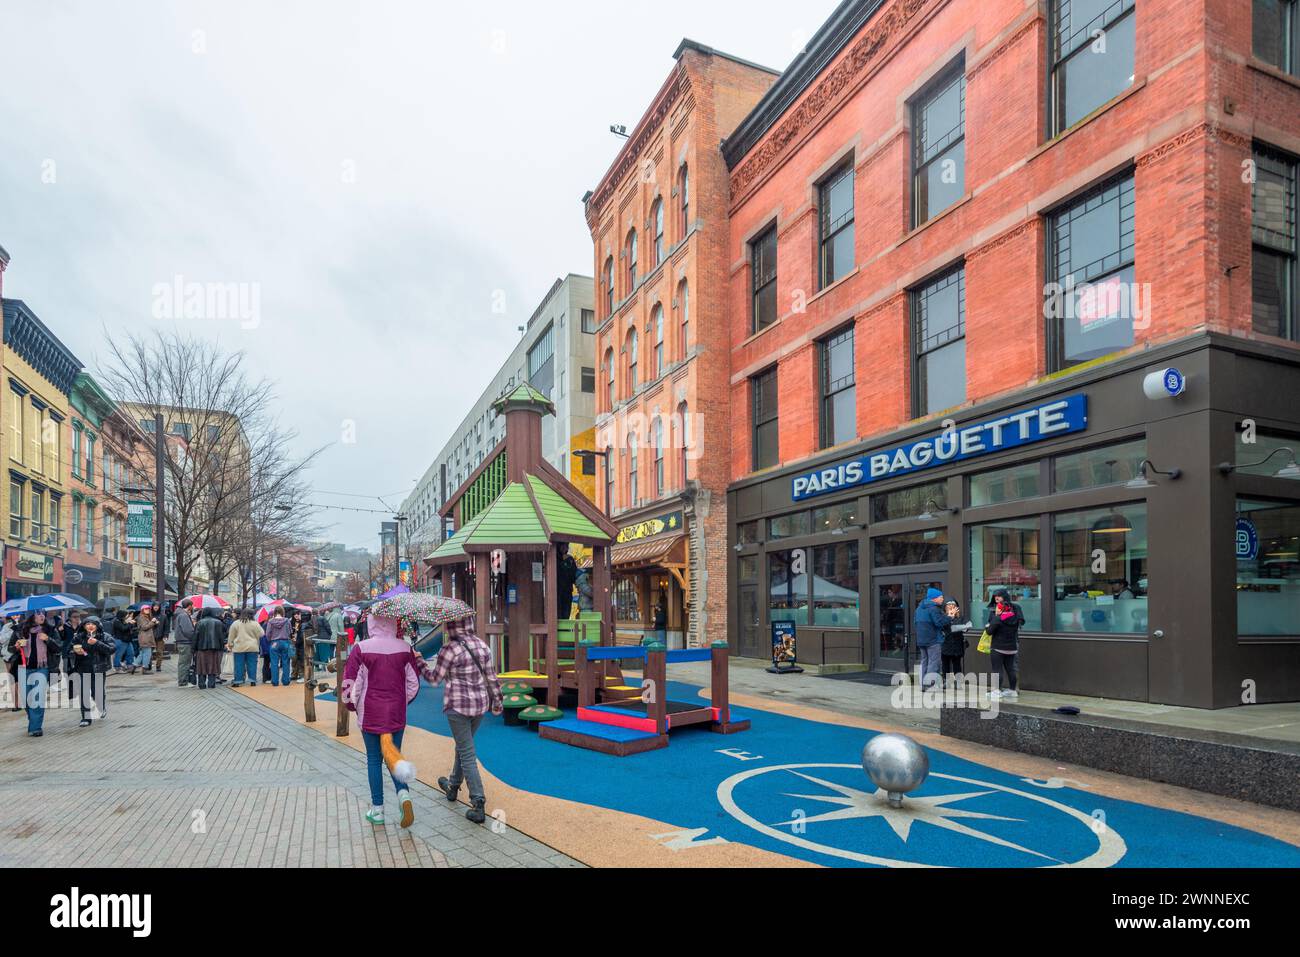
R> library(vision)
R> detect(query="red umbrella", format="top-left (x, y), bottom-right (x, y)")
top-left (256, 599), bottom-right (312, 624)
top-left (183, 594), bottom-right (231, 610)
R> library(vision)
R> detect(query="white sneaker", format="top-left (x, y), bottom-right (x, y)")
top-left (988, 689), bottom-right (1004, 699)
top-left (365, 807), bottom-right (385, 825)
top-left (397, 790), bottom-right (414, 829)
top-left (1002, 690), bottom-right (1019, 700)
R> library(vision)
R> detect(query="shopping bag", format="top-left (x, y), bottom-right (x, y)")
top-left (976, 630), bottom-right (992, 654)
top-left (221, 652), bottom-right (234, 676)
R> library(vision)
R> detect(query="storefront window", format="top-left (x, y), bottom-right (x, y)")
top-left (1236, 499), bottom-right (1300, 636)
top-left (812, 542), bottom-right (859, 627)
top-left (970, 517), bottom-right (1042, 629)
top-left (613, 576), bottom-right (641, 623)
top-left (1053, 503), bottom-right (1148, 634)
top-left (769, 511), bottom-right (811, 540)
top-left (769, 548), bottom-right (808, 624)
top-left (737, 521), bottom-right (761, 546)
top-left (970, 462), bottom-right (1041, 507)
top-left (813, 501), bottom-right (860, 532)
top-left (1053, 438), bottom-right (1146, 492)
top-left (873, 529), bottom-right (948, 567)
top-left (872, 481), bottom-right (947, 522)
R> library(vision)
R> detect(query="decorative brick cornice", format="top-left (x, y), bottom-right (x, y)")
top-left (966, 16), bottom-right (1038, 81)
top-left (585, 66), bottom-right (691, 230)
top-left (966, 219), bottom-right (1037, 263)
top-left (1135, 122), bottom-right (1250, 170)
top-left (729, 0), bottom-right (930, 206)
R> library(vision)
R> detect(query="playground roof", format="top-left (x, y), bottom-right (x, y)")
top-left (425, 471), bottom-right (614, 565)
top-left (490, 383), bottom-right (556, 416)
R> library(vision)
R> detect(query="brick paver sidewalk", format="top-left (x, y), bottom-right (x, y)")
top-left (0, 664), bottom-right (580, 868)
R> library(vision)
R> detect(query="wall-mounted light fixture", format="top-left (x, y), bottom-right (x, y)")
top-left (1218, 447), bottom-right (1300, 479)
top-left (1125, 459), bottom-right (1182, 490)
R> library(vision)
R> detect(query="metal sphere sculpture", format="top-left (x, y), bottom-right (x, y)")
top-left (862, 733), bottom-right (930, 808)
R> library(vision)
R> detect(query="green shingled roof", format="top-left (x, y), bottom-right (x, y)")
top-left (425, 510), bottom-right (486, 564)
top-left (526, 475), bottom-right (605, 540)
top-left (463, 482), bottom-right (548, 547)
top-left (490, 383), bottom-right (556, 416)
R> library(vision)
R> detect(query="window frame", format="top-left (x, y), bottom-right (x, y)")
top-left (626, 229), bottom-right (638, 292)
top-left (1253, 0), bottom-right (1300, 75)
top-left (1252, 142), bottom-right (1299, 341)
top-left (751, 366), bottom-right (780, 471)
top-left (819, 325), bottom-right (857, 449)
top-left (911, 265), bottom-right (967, 416)
top-left (911, 62), bottom-right (967, 228)
top-left (751, 223), bottom-right (779, 332)
top-left (818, 160), bottom-right (856, 289)
top-left (652, 198), bottom-right (665, 266)
top-left (1048, 0), bottom-right (1137, 136)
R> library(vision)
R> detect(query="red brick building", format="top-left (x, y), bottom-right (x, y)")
top-left (721, 0), bottom-right (1300, 707)
top-left (584, 41), bottom-right (778, 647)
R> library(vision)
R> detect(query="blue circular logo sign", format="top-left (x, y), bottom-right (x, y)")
top-left (1236, 518), bottom-right (1259, 561)
top-left (1162, 368), bottom-right (1185, 396)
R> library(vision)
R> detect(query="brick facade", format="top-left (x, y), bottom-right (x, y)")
top-left (724, 0), bottom-right (1300, 486)
top-left (585, 42), bottom-right (778, 646)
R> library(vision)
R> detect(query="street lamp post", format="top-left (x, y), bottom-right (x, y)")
top-left (572, 449), bottom-right (612, 516)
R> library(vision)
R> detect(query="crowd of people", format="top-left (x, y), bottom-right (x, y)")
top-left (1, 598), bottom-right (360, 735)
top-left (912, 587), bottom-right (1024, 697)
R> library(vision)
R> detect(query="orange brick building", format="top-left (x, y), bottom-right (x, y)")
top-left (720, 0), bottom-right (1300, 707)
top-left (584, 41), bottom-right (778, 648)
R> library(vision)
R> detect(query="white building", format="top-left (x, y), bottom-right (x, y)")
top-left (402, 274), bottom-right (596, 556)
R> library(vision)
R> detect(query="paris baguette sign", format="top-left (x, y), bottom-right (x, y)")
top-left (792, 395), bottom-right (1088, 502)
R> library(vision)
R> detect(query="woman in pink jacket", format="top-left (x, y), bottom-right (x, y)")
top-left (341, 614), bottom-right (421, 827)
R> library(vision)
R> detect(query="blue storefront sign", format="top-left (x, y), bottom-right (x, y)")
top-left (792, 395), bottom-right (1089, 502)
top-left (1235, 518), bottom-right (1259, 561)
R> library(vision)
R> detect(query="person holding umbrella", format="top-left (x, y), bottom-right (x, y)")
top-left (70, 616), bottom-right (116, 727)
top-left (9, 613), bottom-right (61, 736)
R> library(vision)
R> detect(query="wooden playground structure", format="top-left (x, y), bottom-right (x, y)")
top-left (424, 384), bottom-right (747, 756)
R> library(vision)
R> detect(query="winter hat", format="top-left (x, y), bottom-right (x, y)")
top-left (925, 587), bottom-right (944, 602)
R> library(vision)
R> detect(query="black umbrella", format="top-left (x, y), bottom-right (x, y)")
top-left (97, 595), bottom-right (129, 614)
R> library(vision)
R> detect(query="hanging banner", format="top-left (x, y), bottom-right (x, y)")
top-left (127, 500), bottom-right (155, 548)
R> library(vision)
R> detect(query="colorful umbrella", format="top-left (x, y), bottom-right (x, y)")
top-left (377, 584), bottom-right (410, 600)
top-left (315, 601), bottom-right (342, 613)
top-left (183, 594), bottom-right (231, 610)
top-left (368, 593), bottom-right (474, 629)
top-left (0, 593), bottom-right (94, 617)
top-left (255, 599), bottom-right (313, 624)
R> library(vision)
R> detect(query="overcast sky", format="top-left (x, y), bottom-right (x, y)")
top-left (0, 0), bottom-right (839, 548)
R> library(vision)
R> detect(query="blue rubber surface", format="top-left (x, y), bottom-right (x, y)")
top-left (321, 680), bottom-right (1300, 868)
top-left (546, 718), bottom-right (661, 742)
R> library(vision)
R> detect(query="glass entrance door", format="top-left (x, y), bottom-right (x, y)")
top-left (873, 573), bottom-right (947, 672)
top-left (738, 585), bottom-right (761, 658)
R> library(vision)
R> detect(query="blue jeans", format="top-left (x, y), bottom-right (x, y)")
top-left (24, 668), bottom-right (49, 733)
top-left (136, 647), bottom-right (153, 670)
top-left (269, 640), bottom-right (293, 685)
top-left (233, 652), bottom-right (259, 684)
top-left (113, 641), bottom-right (135, 670)
top-left (917, 642), bottom-right (942, 688)
top-left (362, 729), bottom-right (406, 807)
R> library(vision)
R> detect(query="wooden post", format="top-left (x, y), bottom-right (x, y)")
top-left (304, 632), bottom-right (316, 723)
top-left (645, 643), bottom-right (667, 735)
top-left (474, 552), bottom-right (493, 668)
top-left (576, 637), bottom-right (596, 708)
top-left (544, 549), bottom-right (559, 704)
top-left (335, 621), bottom-right (349, 737)
top-left (710, 640), bottom-right (728, 724)
top-left (593, 544), bottom-right (612, 645)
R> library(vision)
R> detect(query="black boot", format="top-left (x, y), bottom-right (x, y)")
top-left (466, 798), bottom-right (486, 824)
top-left (437, 777), bottom-right (459, 802)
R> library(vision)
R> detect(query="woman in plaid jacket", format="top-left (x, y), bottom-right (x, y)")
top-left (415, 617), bottom-right (502, 825)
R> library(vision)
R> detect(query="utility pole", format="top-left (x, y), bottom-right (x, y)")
top-left (154, 413), bottom-right (166, 627)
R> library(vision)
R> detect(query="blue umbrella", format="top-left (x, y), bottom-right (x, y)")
top-left (0, 593), bottom-right (95, 617)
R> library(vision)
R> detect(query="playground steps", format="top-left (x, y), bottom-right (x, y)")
top-left (578, 700), bottom-right (719, 733)
top-left (538, 717), bottom-right (668, 757)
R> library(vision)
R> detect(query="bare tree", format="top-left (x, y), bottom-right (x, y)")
top-left (98, 328), bottom-right (325, 598)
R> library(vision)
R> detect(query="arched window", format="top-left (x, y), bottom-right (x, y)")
top-left (605, 444), bottom-right (615, 512)
top-left (652, 198), bottom-right (665, 266)
top-left (678, 280), bottom-right (690, 357)
top-left (604, 347), bottom-right (615, 411)
top-left (676, 401), bottom-right (690, 489)
top-left (678, 165), bottom-right (690, 237)
top-left (653, 417), bottom-right (664, 496)
top-left (627, 329), bottom-right (639, 394)
top-left (626, 230), bottom-right (638, 290)
top-left (603, 256), bottom-right (614, 317)
top-left (627, 433), bottom-right (639, 507)
top-left (652, 304), bottom-right (665, 378)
